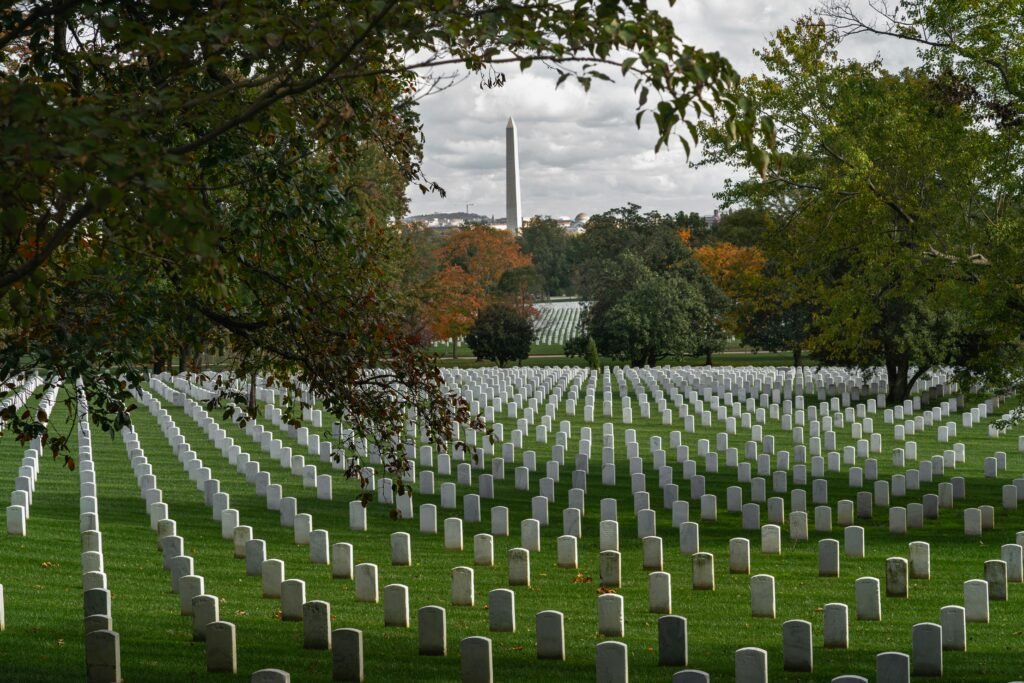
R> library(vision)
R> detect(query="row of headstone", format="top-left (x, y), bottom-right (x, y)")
top-left (136, 384), bottom-right (350, 678)
top-left (66, 385), bottom-right (126, 683)
top-left (7, 383), bottom-right (61, 536)
top-left (440, 362), bottom-right (913, 444)
top-left (148, 370), bottom-right (1019, 683)
top-left (3, 381), bottom-right (57, 537)
top-left (193, 362), bottom-right (999, 614)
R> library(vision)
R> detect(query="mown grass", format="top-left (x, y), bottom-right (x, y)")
top-left (1, 371), bottom-right (1022, 682)
top-left (429, 342), bottom-right (568, 361)
top-left (435, 352), bottom-right (803, 369)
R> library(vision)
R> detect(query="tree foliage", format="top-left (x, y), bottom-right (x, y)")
top-left (0, 1), bottom-right (768, 466)
top-left (574, 206), bottom-right (726, 366)
top-left (495, 265), bottom-right (545, 310)
top-left (432, 227), bottom-right (532, 297)
top-left (419, 226), bottom-right (534, 356)
top-left (692, 242), bottom-right (766, 305)
top-left (818, 0), bottom-right (1024, 415)
top-left (518, 218), bottom-right (578, 296)
top-left (702, 18), bottom-right (1009, 400)
top-left (466, 303), bottom-right (534, 367)
top-left (585, 336), bottom-right (602, 370)
top-left (711, 208), bottom-right (771, 248)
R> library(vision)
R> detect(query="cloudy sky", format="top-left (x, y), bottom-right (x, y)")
top-left (406, 1), bottom-right (919, 220)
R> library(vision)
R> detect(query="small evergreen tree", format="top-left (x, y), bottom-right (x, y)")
top-left (585, 336), bottom-right (601, 370)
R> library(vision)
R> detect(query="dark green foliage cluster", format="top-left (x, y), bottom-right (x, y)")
top-left (517, 219), bottom-right (579, 297)
top-left (701, 13), bottom-right (1024, 402)
top-left (573, 205), bottom-right (729, 367)
top-left (466, 304), bottom-right (535, 367)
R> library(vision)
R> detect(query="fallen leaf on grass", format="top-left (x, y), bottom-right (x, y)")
top-left (273, 610), bottom-right (283, 620)
top-left (572, 572), bottom-right (592, 584)
top-left (597, 586), bottom-right (617, 594)
top-left (40, 561), bottom-right (54, 568)
top-left (511, 646), bottom-right (524, 651)
top-left (234, 610), bottom-right (247, 617)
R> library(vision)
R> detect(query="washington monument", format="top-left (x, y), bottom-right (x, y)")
top-left (505, 117), bottom-right (522, 234)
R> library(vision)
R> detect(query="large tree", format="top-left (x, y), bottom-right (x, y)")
top-left (589, 257), bottom-right (707, 366)
top-left (574, 206), bottom-right (724, 366)
top-left (420, 226), bottom-right (533, 357)
top-left (518, 218), bottom-right (577, 297)
top-left (0, 1), bottom-right (767, 467)
top-left (702, 19), bottom-right (1007, 401)
top-left (819, 0), bottom-right (1024, 413)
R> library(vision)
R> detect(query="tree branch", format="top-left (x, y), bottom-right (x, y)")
top-left (816, 139), bottom-right (916, 225)
top-left (0, 200), bottom-right (94, 290)
top-left (167, 0), bottom-right (402, 156)
top-left (819, 0), bottom-right (1023, 102)
top-left (0, 0), bottom-right (86, 52)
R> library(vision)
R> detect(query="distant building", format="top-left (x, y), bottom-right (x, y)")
top-left (701, 209), bottom-right (721, 227)
top-left (567, 212), bottom-right (590, 235)
top-left (521, 213), bottom-right (589, 235)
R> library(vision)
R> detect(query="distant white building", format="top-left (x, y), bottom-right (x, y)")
top-left (702, 209), bottom-right (721, 227)
top-left (568, 212), bottom-right (589, 235)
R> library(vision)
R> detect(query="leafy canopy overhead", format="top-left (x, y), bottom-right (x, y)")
top-left (0, 1), bottom-right (767, 467)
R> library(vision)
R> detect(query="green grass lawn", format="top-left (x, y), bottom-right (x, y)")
top-left (1, 369), bottom-right (1022, 681)
top-left (435, 351), bottom-right (803, 369)
top-left (429, 342), bottom-right (568, 360)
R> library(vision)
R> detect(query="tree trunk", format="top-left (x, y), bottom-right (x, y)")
top-left (704, 349), bottom-right (713, 366)
top-left (248, 370), bottom-right (257, 415)
top-left (886, 356), bottom-right (910, 404)
top-left (451, 338), bottom-right (457, 359)
top-left (178, 344), bottom-right (187, 374)
top-left (793, 347), bottom-right (802, 368)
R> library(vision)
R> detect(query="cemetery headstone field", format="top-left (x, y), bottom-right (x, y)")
top-left (3, 366), bottom-right (1024, 682)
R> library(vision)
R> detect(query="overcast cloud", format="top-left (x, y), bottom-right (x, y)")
top-left (406, 1), bottom-right (919, 220)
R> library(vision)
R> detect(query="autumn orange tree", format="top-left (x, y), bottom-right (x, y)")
top-left (685, 234), bottom-right (767, 336)
top-left (424, 226), bottom-right (533, 356)
top-left (424, 264), bottom-right (484, 358)
top-left (693, 242), bottom-right (766, 303)
top-left (433, 227), bottom-right (532, 293)
top-left (686, 222), bottom-right (814, 364)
